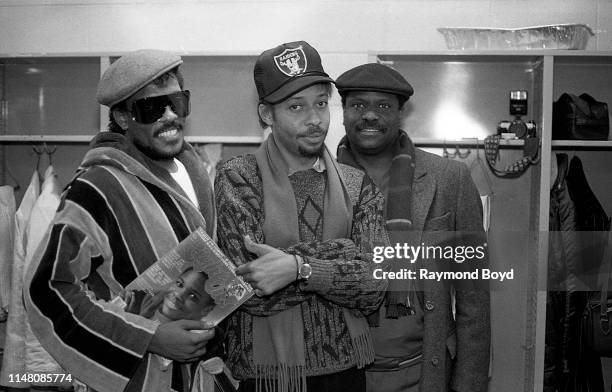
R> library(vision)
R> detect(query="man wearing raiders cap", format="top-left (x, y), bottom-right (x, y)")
top-left (215, 41), bottom-right (388, 392)
top-left (335, 63), bottom-right (490, 392)
top-left (25, 49), bottom-right (217, 392)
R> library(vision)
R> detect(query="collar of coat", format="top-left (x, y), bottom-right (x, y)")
top-left (80, 131), bottom-right (216, 239)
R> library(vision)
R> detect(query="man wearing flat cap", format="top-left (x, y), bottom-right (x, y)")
top-left (215, 41), bottom-right (387, 392)
top-left (24, 49), bottom-right (217, 392)
top-left (335, 63), bottom-right (490, 392)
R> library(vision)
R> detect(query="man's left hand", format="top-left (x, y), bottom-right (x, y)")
top-left (236, 236), bottom-right (298, 296)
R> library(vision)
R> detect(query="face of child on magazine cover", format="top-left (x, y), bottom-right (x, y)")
top-left (161, 268), bottom-right (216, 321)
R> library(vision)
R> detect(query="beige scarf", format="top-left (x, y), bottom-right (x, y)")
top-left (252, 134), bottom-right (374, 392)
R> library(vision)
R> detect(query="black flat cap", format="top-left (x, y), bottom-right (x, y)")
top-left (335, 63), bottom-right (414, 100)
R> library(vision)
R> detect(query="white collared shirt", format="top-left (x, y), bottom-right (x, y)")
top-left (288, 157), bottom-right (326, 176)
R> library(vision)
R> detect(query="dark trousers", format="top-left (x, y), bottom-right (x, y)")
top-left (238, 367), bottom-right (366, 392)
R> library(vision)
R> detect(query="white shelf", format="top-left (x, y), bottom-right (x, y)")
top-left (0, 135), bottom-right (94, 143)
top-left (187, 135), bottom-right (263, 144)
top-left (551, 140), bottom-right (612, 148)
top-left (373, 50), bottom-right (612, 57)
top-left (3, 50), bottom-right (612, 59)
top-left (0, 134), bottom-right (264, 144)
top-left (0, 50), bottom-right (262, 58)
top-left (0, 135), bottom-right (531, 147)
top-left (413, 138), bottom-right (525, 147)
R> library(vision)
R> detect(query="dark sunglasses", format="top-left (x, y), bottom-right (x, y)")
top-left (131, 90), bottom-right (191, 124)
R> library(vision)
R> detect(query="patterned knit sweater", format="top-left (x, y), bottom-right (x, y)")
top-left (215, 154), bottom-right (388, 379)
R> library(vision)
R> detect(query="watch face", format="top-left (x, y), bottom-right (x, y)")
top-left (299, 263), bottom-right (312, 280)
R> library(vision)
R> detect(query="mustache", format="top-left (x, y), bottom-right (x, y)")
top-left (301, 126), bottom-right (326, 137)
top-left (356, 121), bottom-right (385, 131)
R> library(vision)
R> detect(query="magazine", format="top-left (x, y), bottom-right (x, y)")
top-left (122, 227), bottom-right (253, 326)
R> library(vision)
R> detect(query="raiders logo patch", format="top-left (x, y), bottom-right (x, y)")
top-left (274, 46), bottom-right (308, 77)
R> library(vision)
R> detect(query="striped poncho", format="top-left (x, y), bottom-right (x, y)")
top-left (23, 133), bottom-right (215, 392)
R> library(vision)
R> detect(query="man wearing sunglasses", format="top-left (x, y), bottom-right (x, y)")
top-left (25, 49), bottom-right (217, 392)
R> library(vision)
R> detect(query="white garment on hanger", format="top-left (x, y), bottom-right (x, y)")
top-left (0, 185), bottom-right (16, 314)
top-left (22, 166), bottom-right (61, 280)
top-left (0, 170), bottom-right (40, 388)
top-left (22, 165), bottom-right (65, 379)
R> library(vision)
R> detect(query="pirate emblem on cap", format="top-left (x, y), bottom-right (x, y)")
top-left (274, 46), bottom-right (308, 77)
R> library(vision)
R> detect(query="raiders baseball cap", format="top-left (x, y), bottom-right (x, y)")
top-left (336, 63), bottom-right (414, 100)
top-left (254, 41), bottom-right (334, 104)
top-left (97, 49), bottom-right (183, 107)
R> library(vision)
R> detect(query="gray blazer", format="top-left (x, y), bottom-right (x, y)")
top-left (411, 148), bottom-right (491, 392)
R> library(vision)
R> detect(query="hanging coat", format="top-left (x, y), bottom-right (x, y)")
top-left (0, 185), bottom-right (16, 314)
top-left (0, 170), bottom-right (40, 388)
top-left (22, 165), bottom-right (66, 386)
top-left (545, 154), bottom-right (606, 392)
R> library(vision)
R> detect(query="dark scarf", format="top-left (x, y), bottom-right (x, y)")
top-left (337, 130), bottom-right (417, 325)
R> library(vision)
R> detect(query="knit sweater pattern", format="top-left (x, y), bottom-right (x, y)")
top-left (215, 154), bottom-right (388, 380)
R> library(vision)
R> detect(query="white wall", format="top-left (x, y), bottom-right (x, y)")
top-left (0, 6), bottom-right (609, 255)
top-left (1, 0), bottom-right (611, 54)
top-left (1, 0), bottom-right (610, 147)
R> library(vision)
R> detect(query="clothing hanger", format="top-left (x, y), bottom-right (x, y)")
top-left (32, 144), bottom-right (45, 179)
top-left (466, 137), bottom-right (494, 196)
top-left (443, 140), bottom-right (471, 159)
top-left (44, 142), bottom-right (56, 166)
top-left (455, 144), bottom-right (471, 159)
top-left (442, 140), bottom-right (456, 158)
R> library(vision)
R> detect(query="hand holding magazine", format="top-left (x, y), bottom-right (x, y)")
top-left (120, 227), bottom-right (253, 326)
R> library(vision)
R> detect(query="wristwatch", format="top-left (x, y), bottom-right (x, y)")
top-left (298, 258), bottom-right (312, 281)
